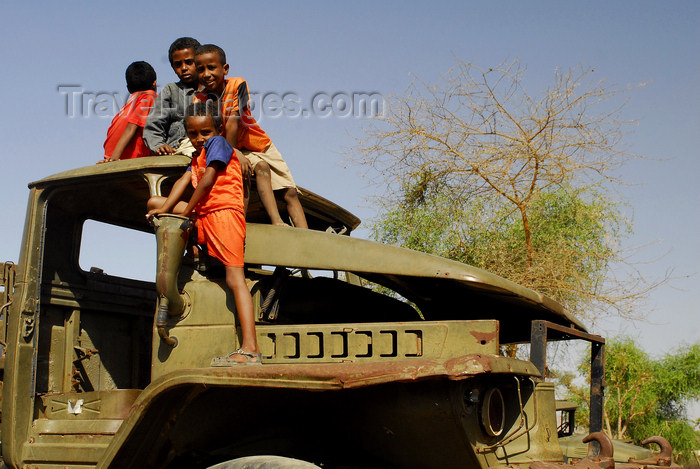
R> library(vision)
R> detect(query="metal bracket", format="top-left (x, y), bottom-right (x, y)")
top-left (529, 320), bottom-right (606, 436)
top-left (22, 317), bottom-right (35, 339)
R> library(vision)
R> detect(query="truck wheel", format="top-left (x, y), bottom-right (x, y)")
top-left (208, 455), bottom-right (321, 469)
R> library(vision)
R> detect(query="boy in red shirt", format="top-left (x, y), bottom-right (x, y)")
top-left (146, 101), bottom-right (261, 365)
top-left (193, 44), bottom-right (308, 229)
top-left (101, 61), bottom-right (157, 163)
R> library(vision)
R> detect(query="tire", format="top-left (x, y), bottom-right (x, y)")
top-left (208, 455), bottom-right (321, 469)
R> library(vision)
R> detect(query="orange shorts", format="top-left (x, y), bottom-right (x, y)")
top-left (196, 209), bottom-right (246, 267)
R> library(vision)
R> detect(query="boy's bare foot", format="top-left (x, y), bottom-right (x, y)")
top-left (274, 221), bottom-right (291, 227)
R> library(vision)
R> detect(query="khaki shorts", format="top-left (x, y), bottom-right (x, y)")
top-left (242, 142), bottom-right (296, 191)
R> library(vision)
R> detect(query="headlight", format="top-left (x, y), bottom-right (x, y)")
top-left (481, 388), bottom-right (505, 437)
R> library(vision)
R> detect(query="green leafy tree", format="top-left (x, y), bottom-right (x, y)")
top-left (370, 180), bottom-right (626, 319)
top-left (561, 339), bottom-right (700, 463)
top-left (355, 58), bottom-right (664, 322)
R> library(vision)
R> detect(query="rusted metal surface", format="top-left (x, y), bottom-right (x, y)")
top-left (528, 432), bottom-right (681, 469)
top-left (621, 436), bottom-right (681, 468)
top-left (582, 432), bottom-right (615, 468)
top-left (469, 329), bottom-right (499, 344)
top-left (156, 354), bottom-right (539, 391)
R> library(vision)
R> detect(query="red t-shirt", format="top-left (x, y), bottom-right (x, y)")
top-left (190, 136), bottom-right (245, 216)
top-left (103, 90), bottom-right (156, 159)
top-left (194, 77), bottom-right (271, 152)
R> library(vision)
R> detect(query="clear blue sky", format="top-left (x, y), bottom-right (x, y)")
top-left (1, 0), bottom-right (698, 411)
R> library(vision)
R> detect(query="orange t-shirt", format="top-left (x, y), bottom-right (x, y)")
top-left (190, 136), bottom-right (245, 216)
top-left (103, 90), bottom-right (156, 159)
top-left (194, 77), bottom-right (271, 152)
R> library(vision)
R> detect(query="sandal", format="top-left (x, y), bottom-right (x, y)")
top-left (211, 349), bottom-right (263, 366)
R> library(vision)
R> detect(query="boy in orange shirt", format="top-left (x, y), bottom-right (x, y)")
top-left (101, 61), bottom-right (157, 163)
top-left (193, 44), bottom-right (308, 229)
top-left (146, 101), bottom-right (261, 365)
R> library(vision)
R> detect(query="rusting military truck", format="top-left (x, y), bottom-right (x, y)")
top-left (0, 156), bottom-right (675, 468)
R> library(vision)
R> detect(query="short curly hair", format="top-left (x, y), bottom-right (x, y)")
top-left (168, 37), bottom-right (201, 64)
top-left (184, 100), bottom-right (223, 130)
top-left (125, 61), bottom-right (156, 93)
top-left (194, 44), bottom-right (226, 65)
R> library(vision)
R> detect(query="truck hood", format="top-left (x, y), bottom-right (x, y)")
top-left (245, 223), bottom-right (587, 337)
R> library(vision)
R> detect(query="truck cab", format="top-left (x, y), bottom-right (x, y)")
top-left (1, 156), bottom-right (608, 468)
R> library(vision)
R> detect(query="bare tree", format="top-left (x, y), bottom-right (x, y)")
top-left (355, 59), bottom-right (663, 322)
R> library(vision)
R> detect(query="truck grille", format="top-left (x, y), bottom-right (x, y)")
top-left (257, 320), bottom-right (498, 364)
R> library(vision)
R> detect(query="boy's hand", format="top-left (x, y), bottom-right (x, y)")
top-left (240, 155), bottom-right (252, 179)
top-left (146, 207), bottom-right (168, 220)
top-left (153, 144), bottom-right (177, 156)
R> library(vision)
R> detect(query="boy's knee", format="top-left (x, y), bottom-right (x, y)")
top-left (146, 197), bottom-right (160, 210)
top-left (254, 160), bottom-right (271, 177)
top-left (283, 188), bottom-right (299, 202)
